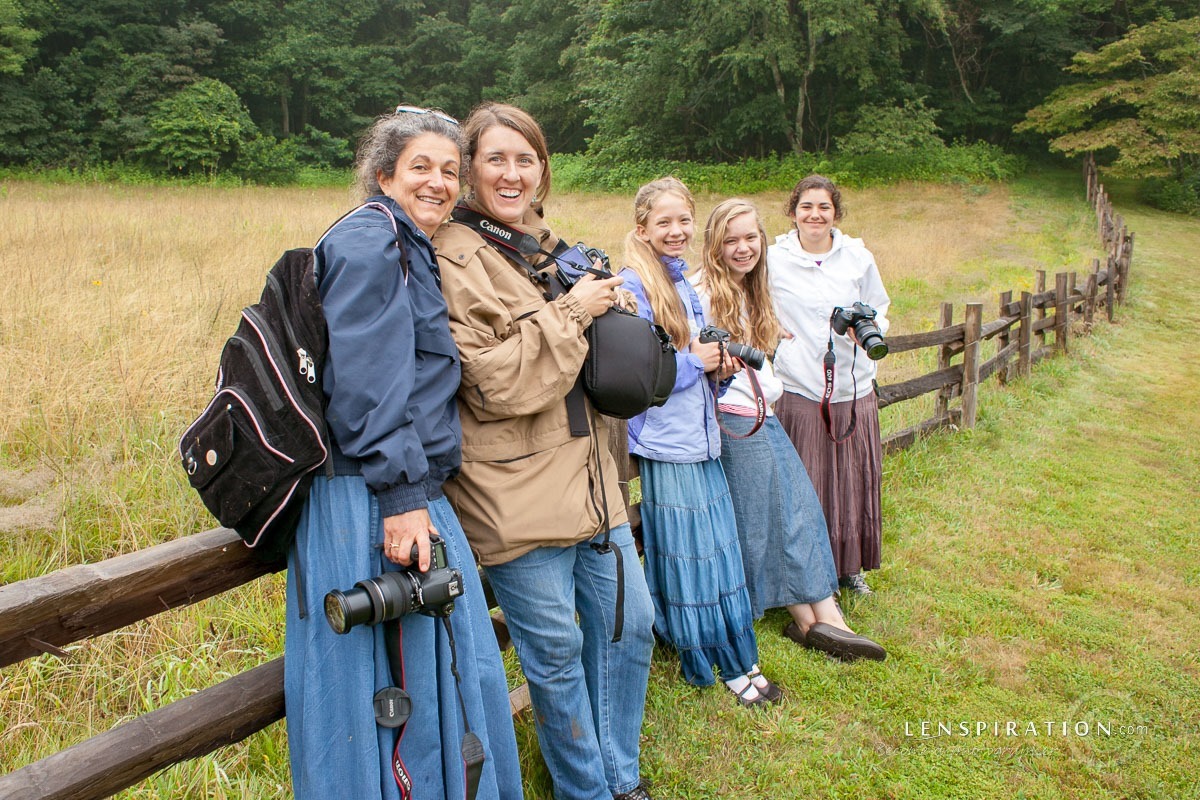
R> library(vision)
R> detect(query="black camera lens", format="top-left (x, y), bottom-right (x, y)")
top-left (726, 342), bottom-right (766, 371)
top-left (324, 572), bottom-right (418, 635)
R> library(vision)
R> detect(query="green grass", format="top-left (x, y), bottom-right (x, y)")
top-left (3, 171), bottom-right (1197, 798)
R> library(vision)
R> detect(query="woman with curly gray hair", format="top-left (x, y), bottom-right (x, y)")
top-left (284, 106), bottom-right (522, 800)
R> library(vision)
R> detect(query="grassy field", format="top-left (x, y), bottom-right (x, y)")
top-left (2, 172), bottom-right (1196, 798)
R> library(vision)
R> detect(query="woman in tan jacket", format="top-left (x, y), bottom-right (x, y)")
top-left (433, 102), bottom-right (655, 800)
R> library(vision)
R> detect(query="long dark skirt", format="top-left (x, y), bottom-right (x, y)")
top-left (774, 391), bottom-right (882, 579)
top-left (718, 412), bottom-right (839, 617)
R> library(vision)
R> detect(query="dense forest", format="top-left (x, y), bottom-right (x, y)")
top-left (0, 0), bottom-right (1197, 192)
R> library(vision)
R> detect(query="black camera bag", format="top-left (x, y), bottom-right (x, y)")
top-left (179, 203), bottom-right (398, 561)
top-left (583, 305), bottom-right (676, 418)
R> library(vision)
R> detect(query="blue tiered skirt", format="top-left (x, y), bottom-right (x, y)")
top-left (637, 457), bottom-right (759, 686)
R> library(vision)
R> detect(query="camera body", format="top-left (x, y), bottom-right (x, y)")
top-left (555, 243), bottom-right (613, 287)
top-left (830, 302), bottom-right (889, 360)
top-left (324, 535), bottom-right (463, 635)
top-left (698, 325), bottom-right (767, 371)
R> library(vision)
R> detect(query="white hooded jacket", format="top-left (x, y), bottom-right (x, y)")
top-left (767, 228), bottom-right (890, 403)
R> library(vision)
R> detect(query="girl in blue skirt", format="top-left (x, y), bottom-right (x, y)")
top-left (619, 177), bottom-right (782, 708)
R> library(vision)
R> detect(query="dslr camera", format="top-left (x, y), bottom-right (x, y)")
top-left (830, 302), bottom-right (889, 361)
top-left (554, 243), bottom-right (613, 287)
top-left (698, 325), bottom-right (767, 371)
top-left (324, 535), bottom-right (463, 634)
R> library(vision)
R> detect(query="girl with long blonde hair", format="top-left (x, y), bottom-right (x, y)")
top-left (619, 177), bottom-right (782, 708)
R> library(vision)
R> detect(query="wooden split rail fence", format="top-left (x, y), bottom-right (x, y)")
top-left (0, 153), bottom-right (1132, 799)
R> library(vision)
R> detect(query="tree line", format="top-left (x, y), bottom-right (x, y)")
top-left (0, 0), bottom-right (1196, 188)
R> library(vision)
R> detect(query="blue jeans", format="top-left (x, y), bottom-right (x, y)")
top-left (484, 524), bottom-right (654, 800)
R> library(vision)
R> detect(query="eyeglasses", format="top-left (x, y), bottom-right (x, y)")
top-left (394, 105), bottom-right (459, 126)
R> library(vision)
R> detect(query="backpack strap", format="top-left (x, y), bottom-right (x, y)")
top-left (316, 201), bottom-right (410, 282)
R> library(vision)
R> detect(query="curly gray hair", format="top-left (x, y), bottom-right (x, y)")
top-left (354, 109), bottom-right (464, 200)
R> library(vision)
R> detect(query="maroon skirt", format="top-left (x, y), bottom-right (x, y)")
top-left (774, 391), bottom-right (882, 578)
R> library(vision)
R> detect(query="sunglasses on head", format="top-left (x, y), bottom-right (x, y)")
top-left (394, 105), bottom-right (459, 126)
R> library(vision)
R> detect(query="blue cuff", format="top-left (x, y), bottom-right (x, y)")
top-left (374, 482), bottom-right (428, 518)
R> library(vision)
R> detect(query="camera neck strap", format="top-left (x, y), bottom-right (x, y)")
top-left (383, 613), bottom-right (484, 800)
top-left (821, 326), bottom-right (859, 443)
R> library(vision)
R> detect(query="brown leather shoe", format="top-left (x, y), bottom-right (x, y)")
top-left (783, 621), bottom-right (807, 646)
top-left (804, 622), bottom-right (887, 661)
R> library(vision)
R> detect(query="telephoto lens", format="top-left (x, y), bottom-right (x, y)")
top-left (324, 571), bottom-right (420, 635)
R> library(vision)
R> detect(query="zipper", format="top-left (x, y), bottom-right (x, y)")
top-left (241, 306), bottom-right (327, 462)
top-left (226, 335), bottom-right (285, 412)
top-left (265, 270), bottom-right (317, 386)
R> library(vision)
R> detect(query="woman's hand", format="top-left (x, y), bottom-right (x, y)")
top-left (568, 272), bottom-right (625, 319)
top-left (383, 508), bottom-right (437, 571)
top-left (690, 338), bottom-right (742, 380)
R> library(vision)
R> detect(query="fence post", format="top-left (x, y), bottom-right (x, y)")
top-left (998, 290), bottom-right (1012, 384)
top-left (1083, 272), bottom-right (1098, 332)
top-left (1035, 269), bottom-right (1047, 352)
top-left (1118, 231), bottom-right (1133, 305)
top-left (961, 303), bottom-right (982, 428)
top-left (934, 302), bottom-right (954, 420)
top-left (1055, 272), bottom-right (1070, 354)
top-left (1106, 255), bottom-right (1117, 322)
top-left (1018, 292), bottom-right (1032, 378)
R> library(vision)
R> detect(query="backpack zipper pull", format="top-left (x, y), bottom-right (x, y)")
top-left (297, 348), bottom-right (316, 383)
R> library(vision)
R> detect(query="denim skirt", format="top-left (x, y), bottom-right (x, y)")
top-left (718, 412), bottom-right (839, 617)
top-left (284, 475), bottom-right (523, 800)
top-left (638, 457), bottom-right (759, 686)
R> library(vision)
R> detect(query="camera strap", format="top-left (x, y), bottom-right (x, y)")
top-left (821, 328), bottom-right (859, 443)
top-left (382, 611), bottom-right (484, 800)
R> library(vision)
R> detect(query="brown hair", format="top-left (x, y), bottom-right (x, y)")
top-left (462, 102), bottom-right (552, 202)
top-left (784, 174), bottom-right (845, 221)
top-left (697, 199), bottom-right (782, 355)
top-left (622, 177), bottom-right (695, 347)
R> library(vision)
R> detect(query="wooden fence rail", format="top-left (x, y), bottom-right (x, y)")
top-left (0, 153), bottom-right (1133, 799)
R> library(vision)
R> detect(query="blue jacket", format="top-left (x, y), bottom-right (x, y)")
top-left (315, 197), bottom-right (462, 517)
top-left (620, 260), bottom-right (722, 463)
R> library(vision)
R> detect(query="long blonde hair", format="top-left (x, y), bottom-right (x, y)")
top-left (697, 199), bottom-right (782, 354)
top-left (622, 177), bottom-right (695, 347)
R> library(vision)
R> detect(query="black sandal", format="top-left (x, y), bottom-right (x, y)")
top-left (745, 666), bottom-right (784, 704)
top-left (727, 680), bottom-right (771, 708)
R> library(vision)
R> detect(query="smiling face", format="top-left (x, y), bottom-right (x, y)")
top-left (719, 211), bottom-right (762, 284)
top-left (636, 191), bottom-right (694, 260)
top-left (469, 125), bottom-right (544, 225)
top-left (377, 132), bottom-right (461, 237)
top-left (792, 188), bottom-right (836, 253)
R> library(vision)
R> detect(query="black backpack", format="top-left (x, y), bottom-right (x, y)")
top-left (179, 203), bottom-right (398, 561)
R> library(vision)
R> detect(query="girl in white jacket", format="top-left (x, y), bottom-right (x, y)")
top-left (768, 175), bottom-right (891, 597)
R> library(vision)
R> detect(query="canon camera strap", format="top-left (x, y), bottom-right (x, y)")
top-left (820, 327), bottom-right (859, 444)
top-left (382, 614), bottom-right (484, 800)
top-left (450, 206), bottom-right (590, 437)
top-left (710, 351), bottom-right (768, 440)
